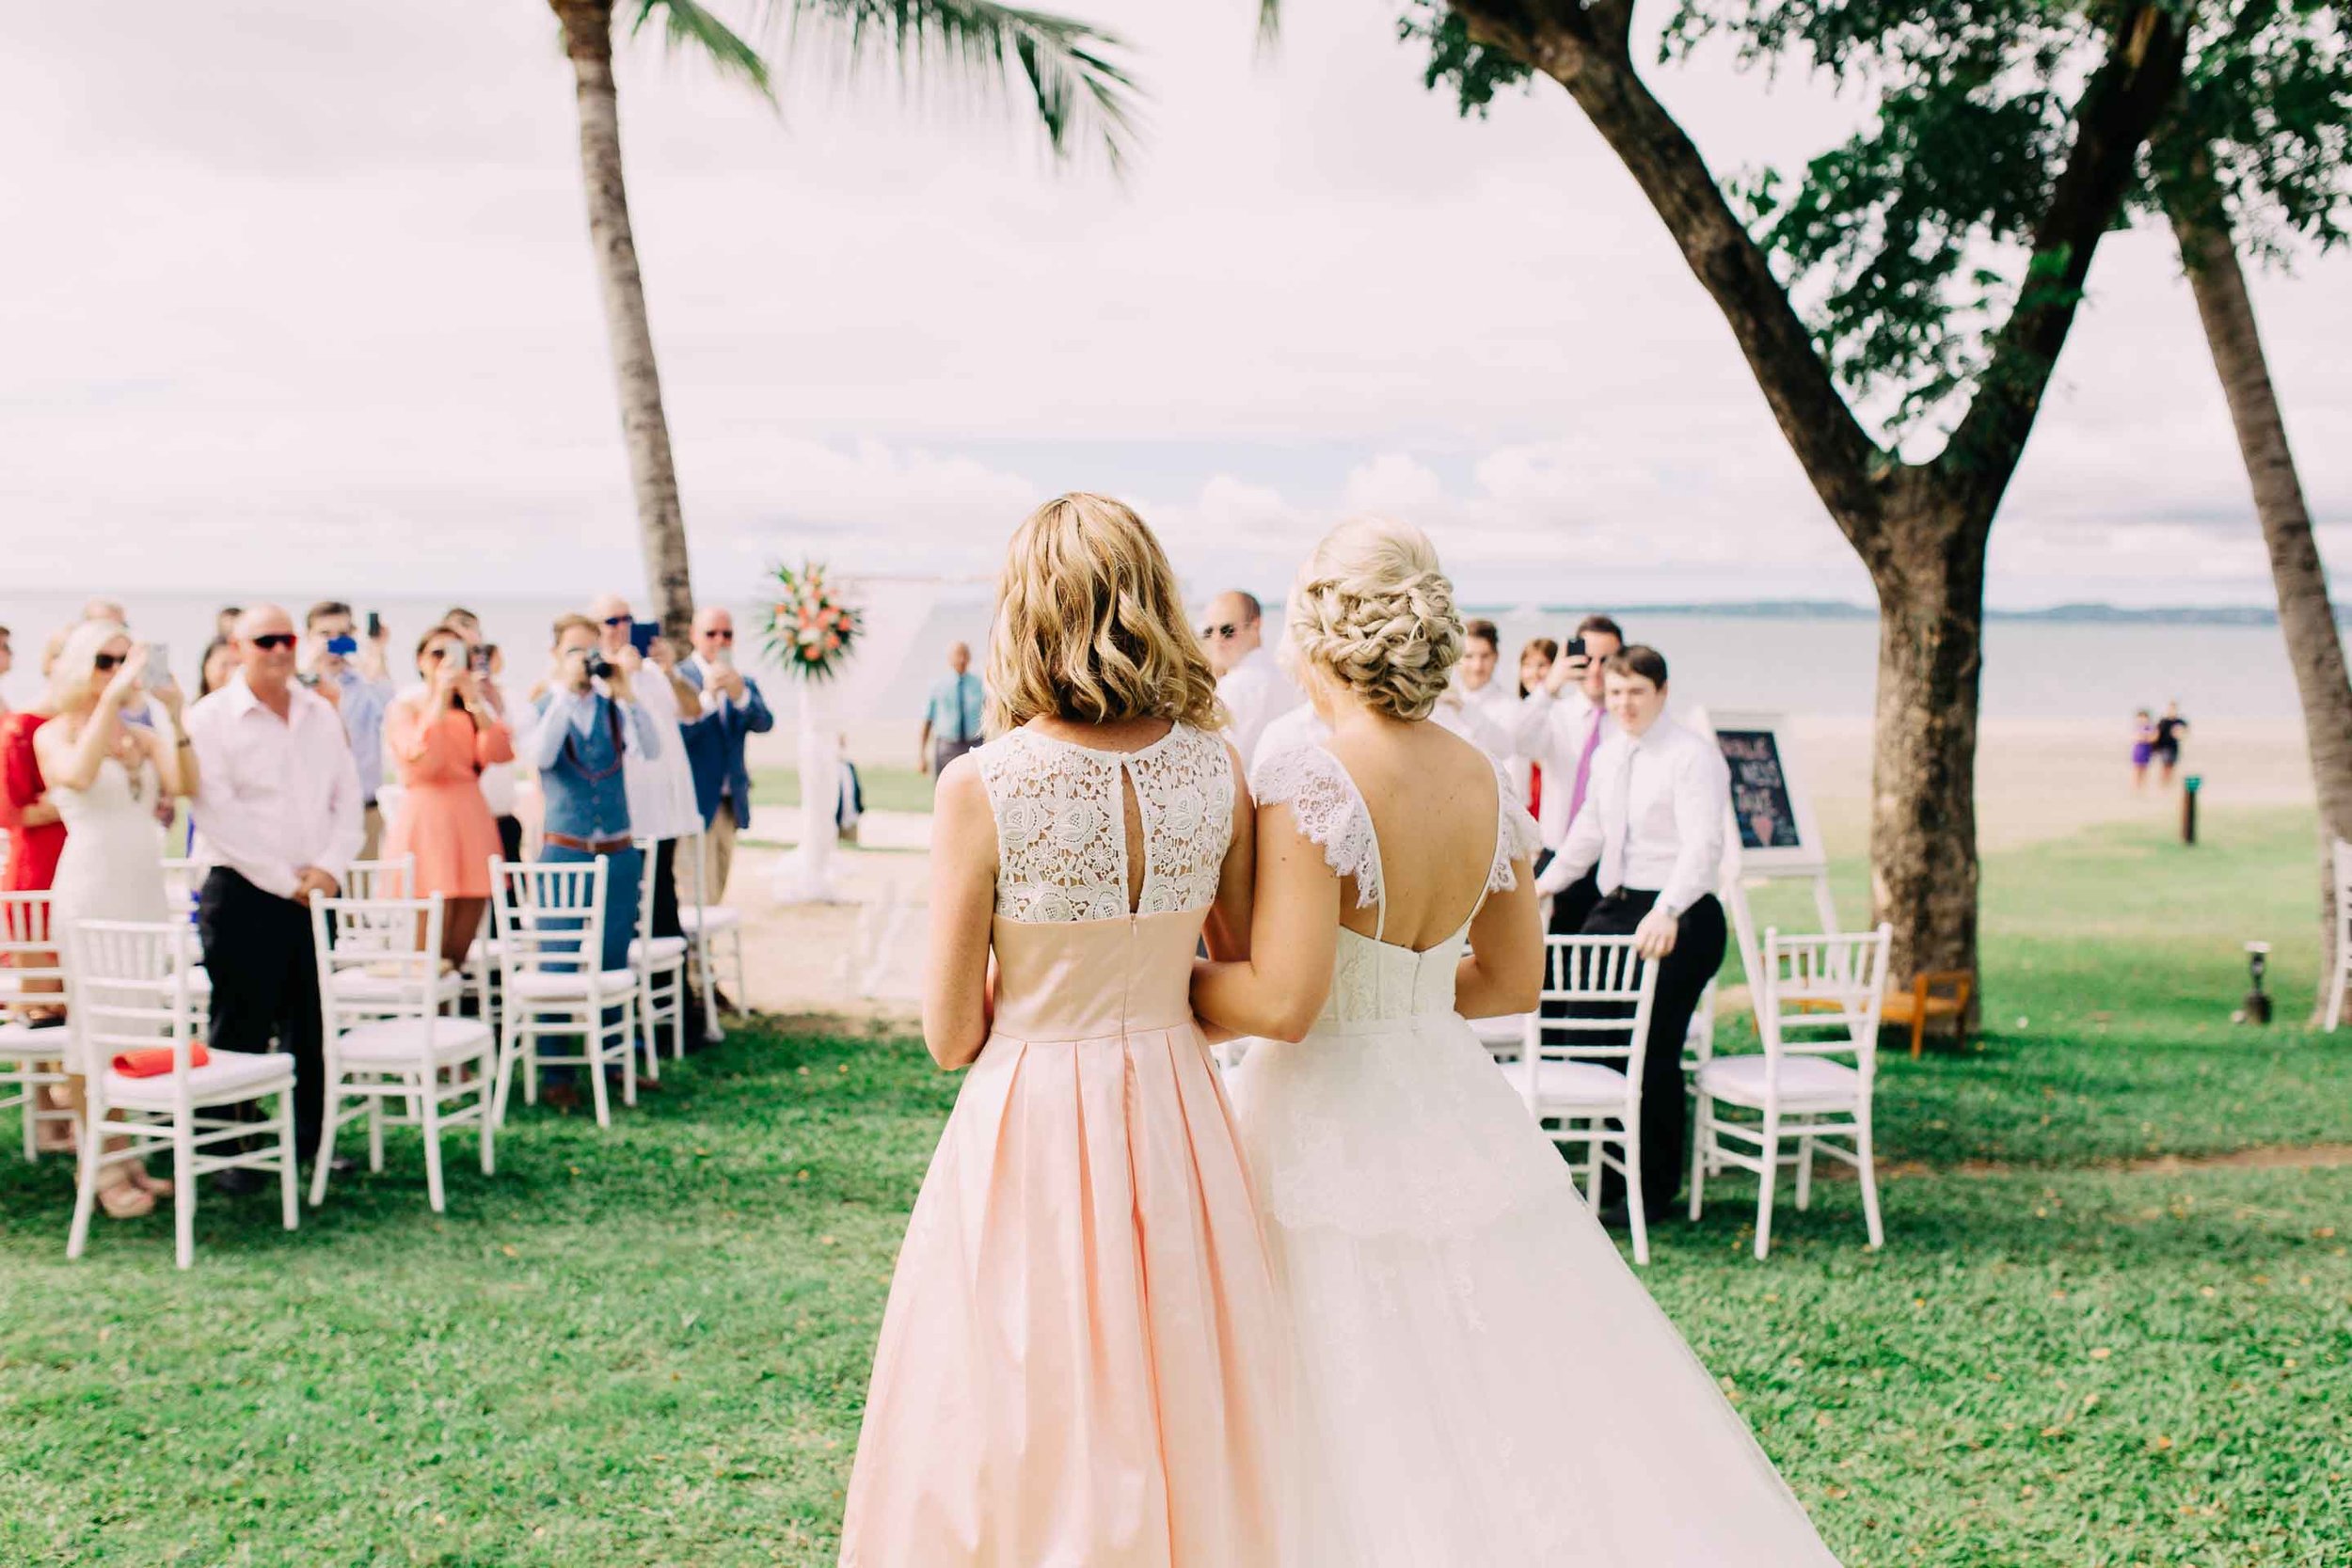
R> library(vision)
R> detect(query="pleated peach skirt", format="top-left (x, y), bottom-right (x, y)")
top-left (838, 911), bottom-right (1286, 1568)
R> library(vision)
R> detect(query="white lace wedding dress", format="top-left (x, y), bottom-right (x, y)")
top-left (1229, 743), bottom-right (1843, 1567)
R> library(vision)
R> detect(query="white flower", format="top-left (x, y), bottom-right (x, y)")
top-left (1160, 785), bottom-right (1204, 840)
top-left (998, 798), bottom-right (1044, 849)
top-left (1053, 800), bottom-right (1106, 850)
top-left (1029, 886), bottom-right (1074, 923)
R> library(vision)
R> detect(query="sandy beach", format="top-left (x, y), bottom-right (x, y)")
top-left (712, 716), bottom-right (2318, 1027)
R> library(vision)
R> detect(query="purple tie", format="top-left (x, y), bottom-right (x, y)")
top-left (1567, 706), bottom-right (1604, 826)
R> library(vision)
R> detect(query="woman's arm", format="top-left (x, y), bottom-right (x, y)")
top-left (1456, 857), bottom-right (1543, 1019)
top-left (139, 721), bottom-right (197, 800)
top-left (920, 756), bottom-right (999, 1070)
top-left (1200, 738), bottom-right (1256, 962)
top-left (1191, 802), bottom-right (1342, 1043)
top-left (35, 710), bottom-right (118, 794)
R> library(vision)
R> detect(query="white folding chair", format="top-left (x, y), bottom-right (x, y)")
top-left (342, 856), bottom-right (416, 900)
top-left (67, 919), bottom-right (297, 1269)
top-left (0, 893), bottom-right (73, 1162)
top-left (2327, 840), bottom-right (2352, 1033)
top-left (1518, 935), bottom-right (1661, 1264)
top-left (676, 825), bottom-right (739, 1031)
top-left (157, 857), bottom-right (213, 1005)
top-left (310, 896), bottom-right (496, 1212)
top-left (488, 858), bottom-right (637, 1129)
top-left (1692, 924), bottom-right (1892, 1259)
top-left (629, 836), bottom-right (690, 1069)
top-left (1470, 1014), bottom-right (1527, 1064)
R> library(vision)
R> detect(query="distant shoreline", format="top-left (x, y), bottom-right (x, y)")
top-left (1481, 600), bottom-right (2341, 627)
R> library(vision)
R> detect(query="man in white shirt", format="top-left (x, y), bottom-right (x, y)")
top-left (1200, 591), bottom-right (1302, 767)
top-left (589, 595), bottom-right (702, 1044)
top-left (1534, 644), bottom-right (1729, 1220)
top-left (1511, 612), bottom-right (1624, 935)
top-left (185, 604), bottom-right (367, 1177)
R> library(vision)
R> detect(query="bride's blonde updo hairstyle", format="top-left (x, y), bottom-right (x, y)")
top-left (986, 493), bottom-right (1225, 736)
top-left (1285, 517), bottom-right (1465, 721)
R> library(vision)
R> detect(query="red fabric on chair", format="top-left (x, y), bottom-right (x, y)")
top-left (110, 1044), bottom-right (211, 1078)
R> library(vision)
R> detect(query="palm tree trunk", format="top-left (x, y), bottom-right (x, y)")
top-left (552, 0), bottom-right (696, 641)
top-left (2167, 153), bottom-right (2352, 1022)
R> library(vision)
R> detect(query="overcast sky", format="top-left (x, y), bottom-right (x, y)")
top-left (5, 0), bottom-right (2347, 609)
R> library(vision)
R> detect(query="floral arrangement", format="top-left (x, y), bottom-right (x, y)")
top-left (763, 559), bottom-right (862, 682)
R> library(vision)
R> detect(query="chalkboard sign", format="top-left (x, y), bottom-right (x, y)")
top-left (1699, 708), bottom-right (1824, 875)
top-left (1717, 729), bottom-right (1801, 851)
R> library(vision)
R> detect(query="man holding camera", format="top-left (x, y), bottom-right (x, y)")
top-left (302, 601), bottom-right (395, 861)
top-left (1511, 613), bottom-right (1624, 938)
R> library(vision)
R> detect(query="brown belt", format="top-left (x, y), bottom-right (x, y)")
top-left (543, 832), bottom-right (634, 855)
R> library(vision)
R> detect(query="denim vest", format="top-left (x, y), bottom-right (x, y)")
top-left (537, 693), bottom-right (633, 841)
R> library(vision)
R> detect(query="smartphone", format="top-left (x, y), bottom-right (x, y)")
top-left (141, 642), bottom-right (171, 688)
top-left (469, 645), bottom-right (493, 678)
top-left (1565, 635), bottom-right (1587, 659)
top-left (326, 634), bottom-right (358, 658)
top-left (364, 611), bottom-right (384, 641)
top-left (628, 620), bottom-right (659, 657)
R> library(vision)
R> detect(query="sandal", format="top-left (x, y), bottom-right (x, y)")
top-left (127, 1164), bottom-right (175, 1199)
top-left (97, 1169), bottom-right (156, 1220)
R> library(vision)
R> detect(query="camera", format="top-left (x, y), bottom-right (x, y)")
top-left (585, 654), bottom-right (615, 682)
top-left (1565, 635), bottom-right (1587, 659)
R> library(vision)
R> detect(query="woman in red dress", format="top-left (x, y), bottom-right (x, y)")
top-left (3, 629), bottom-right (72, 1146)
top-left (381, 625), bottom-right (515, 965)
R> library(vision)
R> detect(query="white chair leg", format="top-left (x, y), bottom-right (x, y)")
top-left (367, 1097), bottom-right (385, 1173)
top-left (66, 1110), bottom-right (102, 1260)
top-left (1688, 1101), bottom-right (1708, 1223)
top-left (1796, 1136), bottom-right (1816, 1212)
top-left (587, 1016), bottom-right (612, 1129)
top-left (174, 1119), bottom-right (197, 1271)
top-left (1624, 1129), bottom-right (1648, 1268)
top-left (478, 1053), bottom-right (497, 1176)
top-left (278, 1095), bottom-right (299, 1232)
top-left (1855, 1124), bottom-right (1884, 1249)
top-left (310, 1091), bottom-right (342, 1207)
top-left (618, 999), bottom-right (637, 1109)
top-left (490, 1015), bottom-right (518, 1128)
top-left (418, 1071), bottom-right (445, 1213)
top-left (1754, 1111), bottom-right (1780, 1261)
top-left (2328, 959), bottom-right (2347, 1033)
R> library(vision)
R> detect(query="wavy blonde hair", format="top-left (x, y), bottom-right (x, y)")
top-left (1285, 517), bottom-right (1465, 721)
top-left (986, 494), bottom-right (1224, 736)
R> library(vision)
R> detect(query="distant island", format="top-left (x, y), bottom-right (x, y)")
top-left (1477, 600), bottom-right (2343, 626)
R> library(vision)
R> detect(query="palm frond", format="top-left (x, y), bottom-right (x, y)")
top-left (796, 0), bottom-right (1144, 172)
top-left (632, 0), bottom-right (776, 101)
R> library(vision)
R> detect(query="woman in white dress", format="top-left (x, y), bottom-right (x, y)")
top-left (36, 622), bottom-right (199, 1217)
top-left (1192, 518), bottom-right (1844, 1566)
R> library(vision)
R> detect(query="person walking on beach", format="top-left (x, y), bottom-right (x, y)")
top-left (2153, 701), bottom-right (2190, 787)
top-left (917, 641), bottom-right (984, 780)
top-left (2130, 708), bottom-right (2157, 791)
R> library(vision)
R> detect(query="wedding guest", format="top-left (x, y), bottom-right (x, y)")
top-left (1512, 613), bottom-right (1624, 938)
top-left (382, 626), bottom-right (515, 966)
top-left (185, 605), bottom-right (365, 1182)
top-left (214, 607), bottom-right (243, 643)
top-left (438, 609), bottom-right (523, 863)
top-left (1434, 615), bottom-right (1513, 762)
top-left (197, 638), bottom-right (238, 700)
top-left (1535, 644), bottom-right (1729, 1219)
top-left (1516, 635), bottom-right (1559, 816)
top-left (524, 613), bottom-right (663, 1110)
top-left (303, 602), bottom-right (396, 861)
top-left (1, 628), bottom-right (71, 1134)
top-left (39, 626), bottom-right (198, 1216)
top-left (0, 624), bottom-right (11, 720)
top-left (81, 598), bottom-right (127, 624)
top-left (589, 596), bottom-right (699, 989)
top-left (917, 641), bottom-right (984, 780)
top-left (681, 606), bottom-right (772, 904)
top-left (1200, 589), bottom-right (1301, 765)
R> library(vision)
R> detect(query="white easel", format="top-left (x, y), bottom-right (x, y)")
top-left (1698, 709), bottom-right (1845, 1019)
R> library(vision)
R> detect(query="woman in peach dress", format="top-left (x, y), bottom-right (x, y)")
top-left (837, 495), bottom-right (1287, 1568)
top-left (382, 624), bottom-right (513, 964)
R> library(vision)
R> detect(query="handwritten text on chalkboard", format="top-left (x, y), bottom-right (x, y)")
top-left (1716, 729), bottom-right (1803, 851)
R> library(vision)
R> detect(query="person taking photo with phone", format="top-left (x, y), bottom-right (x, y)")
top-left (302, 601), bottom-right (395, 860)
top-left (1510, 612), bottom-right (1625, 934)
top-left (382, 625), bottom-right (515, 967)
top-left (680, 606), bottom-right (771, 908)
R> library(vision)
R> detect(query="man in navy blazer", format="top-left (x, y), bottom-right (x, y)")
top-left (679, 607), bottom-right (773, 904)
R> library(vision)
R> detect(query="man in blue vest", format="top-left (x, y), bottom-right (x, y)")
top-left (679, 606), bottom-right (772, 907)
top-left (523, 612), bottom-right (664, 1110)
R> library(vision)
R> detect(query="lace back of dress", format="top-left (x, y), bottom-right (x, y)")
top-left (977, 725), bottom-right (1234, 924)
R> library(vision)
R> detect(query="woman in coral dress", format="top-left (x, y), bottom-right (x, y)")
top-left (382, 625), bottom-right (513, 964)
top-left (837, 495), bottom-right (1287, 1568)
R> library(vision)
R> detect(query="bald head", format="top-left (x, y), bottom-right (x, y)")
top-left (692, 606), bottom-right (736, 663)
top-left (1200, 591), bottom-right (1263, 675)
top-left (235, 603), bottom-right (298, 698)
top-left (947, 641), bottom-right (971, 675)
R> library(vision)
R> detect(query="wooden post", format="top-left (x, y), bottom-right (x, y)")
top-left (2182, 775), bottom-right (2201, 846)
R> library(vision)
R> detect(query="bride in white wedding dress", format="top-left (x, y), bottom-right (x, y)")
top-left (1191, 518), bottom-right (1843, 1567)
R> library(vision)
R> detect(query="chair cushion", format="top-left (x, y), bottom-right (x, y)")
top-left (677, 906), bottom-right (739, 932)
top-left (629, 936), bottom-right (690, 965)
top-left (333, 1017), bottom-right (494, 1067)
top-left (1520, 1058), bottom-right (1635, 1113)
top-left (507, 967), bottom-right (638, 1000)
top-left (105, 1049), bottom-right (293, 1109)
top-left (1696, 1054), bottom-right (1861, 1111)
top-left (329, 968), bottom-right (468, 1005)
top-left (0, 1020), bottom-right (72, 1060)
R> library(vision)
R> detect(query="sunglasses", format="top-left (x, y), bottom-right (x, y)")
top-left (702, 629), bottom-right (735, 641)
top-left (1199, 623), bottom-right (1240, 641)
top-left (94, 652), bottom-right (125, 672)
top-left (250, 633), bottom-right (297, 651)
top-left (601, 615), bottom-right (631, 627)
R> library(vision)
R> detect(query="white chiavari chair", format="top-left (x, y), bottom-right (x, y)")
top-left (676, 824), bottom-right (740, 1030)
top-left (1518, 934), bottom-right (1661, 1264)
top-left (1692, 924), bottom-right (1892, 1259)
top-left (309, 895), bottom-right (496, 1212)
top-left (0, 892), bottom-right (73, 1162)
top-left (629, 836), bottom-right (690, 1069)
top-left (67, 919), bottom-right (297, 1269)
top-left (488, 858), bottom-right (637, 1129)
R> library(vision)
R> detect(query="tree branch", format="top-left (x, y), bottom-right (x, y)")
top-left (1939, 4), bottom-right (2189, 527)
top-left (1452, 0), bottom-right (1890, 565)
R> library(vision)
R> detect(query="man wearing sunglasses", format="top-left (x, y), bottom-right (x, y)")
top-left (1198, 590), bottom-right (1300, 768)
top-left (680, 606), bottom-right (771, 910)
top-left (184, 604), bottom-right (366, 1184)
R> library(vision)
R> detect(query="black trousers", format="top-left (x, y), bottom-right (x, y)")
top-left (651, 837), bottom-right (682, 941)
top-left (1536, 867), bottom-right (1603, 1027)
top-left (1575, 889), bottom-right (1727, 1213)
top-left (198, 869), bottom-right (326, 1155)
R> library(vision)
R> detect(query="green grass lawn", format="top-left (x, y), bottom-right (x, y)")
top-left (3, 808), bottom-right (2348, 1565)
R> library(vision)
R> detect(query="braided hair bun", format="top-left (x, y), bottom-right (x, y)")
top-left (1284, 518), bottom-right (1465, 722)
